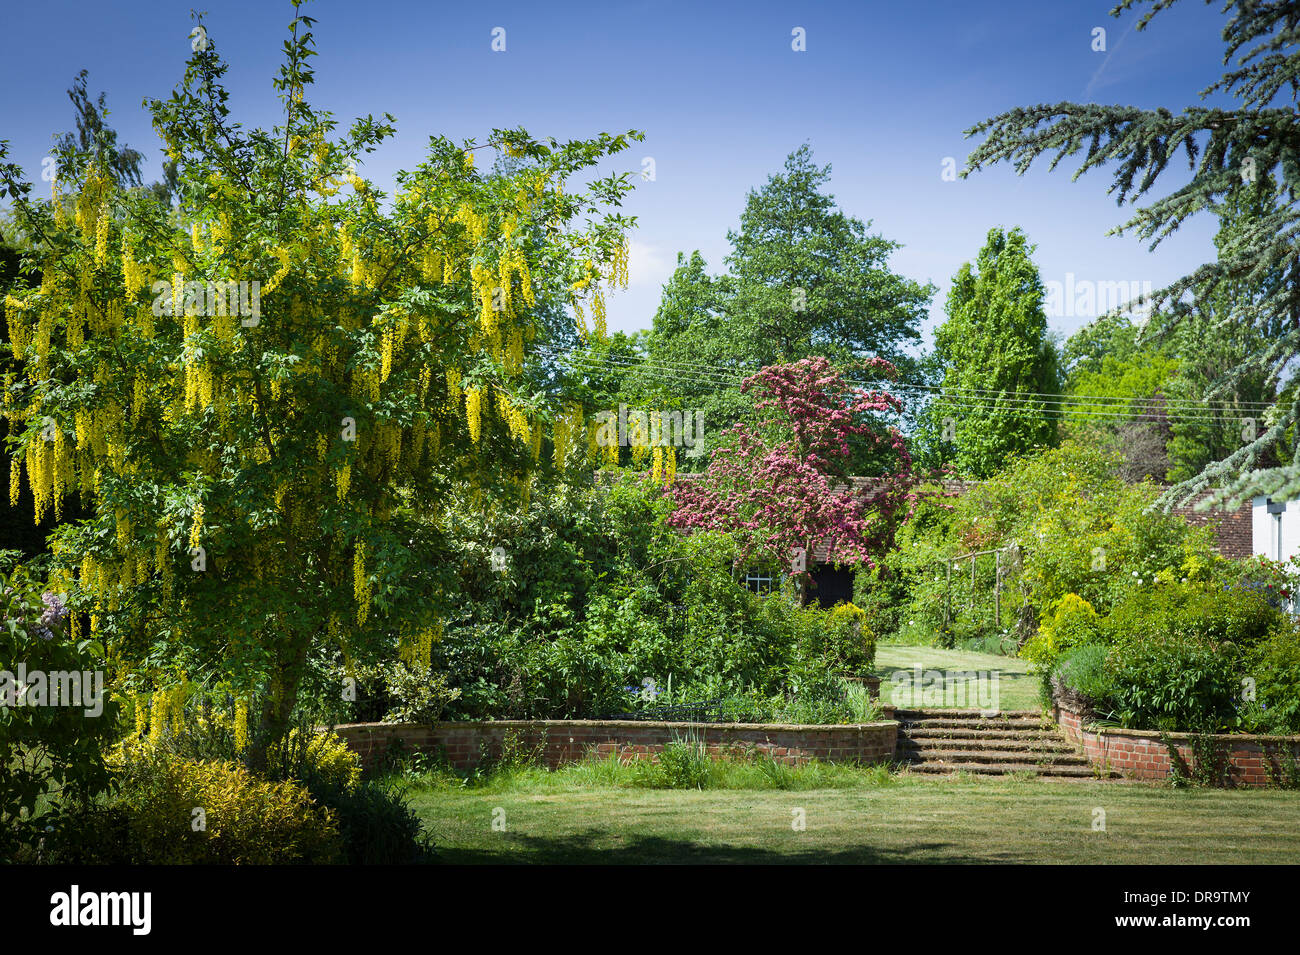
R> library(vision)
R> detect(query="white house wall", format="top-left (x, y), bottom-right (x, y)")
top-left (1251, 495), bottom-right (1300, 561)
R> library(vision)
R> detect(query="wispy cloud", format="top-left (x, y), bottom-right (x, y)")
top-left (627, 239), bottom-right (673, 289)
top-left (1084, 17), bottom-right (1140, 100)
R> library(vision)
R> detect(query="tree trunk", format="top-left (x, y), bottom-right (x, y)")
top-left (247, 629), bottom-right (313, 774)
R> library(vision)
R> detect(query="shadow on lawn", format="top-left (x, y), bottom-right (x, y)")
top-left (431, 830), bottom-right (975, 865)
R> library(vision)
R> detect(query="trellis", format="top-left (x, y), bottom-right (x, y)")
top-left (941, 543), bottom-right (1022, 628)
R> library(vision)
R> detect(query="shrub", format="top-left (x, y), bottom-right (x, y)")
top-left (0, 562), bottom-right (119, 859)
top-left (34, 806), bottom-right (137, 864)
top-left (1106, 632), bottom-right (1242, 732)
top-left (657, 732), bottom-right (712, 790)
top-left (1215, 555), bottom-right (1300, 611)
top-left (1100, 579), bottom-right (1281, 652)
top-left (266, 728), bottom-right (362, 793)
top-left (1242, 626), bottom-right (1300, 735)
top-left (308, 779), bottom-right (434, 864)
top-left (880, 443), bottom-right (1222, 650)
top-left (378, 475), bottom-right (876, 721)
top-left (109, 751), bottom-right (341, 863)
top-left (1052, 643), bottom-right (1113, 713)
top-left (111, 694), bottom-right (363, 794)
top-left (1035, 579), bottom-right (1286, 731)
top-left (1022, 593), bottom-right (1101, 670)
top-left (823, 602), bottom-right (876, 673)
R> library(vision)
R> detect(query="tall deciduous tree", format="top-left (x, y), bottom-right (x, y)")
top-left (0, 7), bottom-right (640, 758)
top-left (928, 226), bottom-right (1060, 478)
top-left (964, 0), bottom-right (1300, 505)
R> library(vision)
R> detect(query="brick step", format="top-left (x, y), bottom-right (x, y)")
top-left (900, 727), bottom-right (1064, 741)
top-left (893, 709), bottom-right (1043, 719)
top-left (899, 737), bottom-right (1079, 754)
top-left (900, 748), bottom-right (1090, 766)
top-left (906, 761), bottom-right (1105, 778)
top-left (899, 718), bottom-right (1050, 731)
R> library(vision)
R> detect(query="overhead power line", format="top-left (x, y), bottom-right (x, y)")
top-left (536, 345), bottom-right (1282, 429)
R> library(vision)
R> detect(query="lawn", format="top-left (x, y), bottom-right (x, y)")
top-left (874, 643), bottom-right (1041, 711)
top-left (409, 769), bottom-right (1300, 864)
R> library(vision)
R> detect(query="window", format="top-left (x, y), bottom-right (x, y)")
top-left (743, 569), bottom-right (776, 595)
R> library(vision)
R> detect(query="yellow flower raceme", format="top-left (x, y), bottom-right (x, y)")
top-left (189, 502), bottom-right (204, 550)
top-left (465, 387), bottom-right (482, 444)
top-left (264, 246), bottom-right (292, 294)
top-left (234, 698), bottom-right (249, 753)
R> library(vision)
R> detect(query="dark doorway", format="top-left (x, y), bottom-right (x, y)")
top-left (808, 564), bottom-right (853, 608)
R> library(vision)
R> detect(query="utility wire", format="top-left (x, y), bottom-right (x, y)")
top-left (539, 346), bottom-right (1271, 427)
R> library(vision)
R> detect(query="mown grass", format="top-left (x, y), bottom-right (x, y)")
top-left (874, 643), bottom-right (1041, 711)
top-left (403, 758), bottom-right (1300, 864)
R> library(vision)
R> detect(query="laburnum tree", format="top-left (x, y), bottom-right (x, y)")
top-left (0, 6), bottom-right (639, 760)
top-left (963, 0), bottom-right (1300, 506)
top-left (666, 357), bottom-right (921, 581)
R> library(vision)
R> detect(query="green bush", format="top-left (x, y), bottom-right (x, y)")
top-left (817, 602), bottom-right (875, 674)
top-left (333, 475), bottom-right (869, 722)
top-left (1243, 626), bottom-right (1300, 735)
top-left (308, 779), bottom-right (434, 864)
top-left (878, 443), bottom-right (1221, 651)
top-left (1102, 581), bottom-right (1279, 652)
top-left (1053, 643), bottom-right (1114, 709)
top-left (1022, 592), bottom-right (1102, 673)
top-left (657, 733), bottom-right (712, 790)
top-left (266, 727), bottom-right (363, 793)
top-left (0, 561), bottom-right (120, 860)
top-left (1030, 579), bottom-right (1289, 732)
top-left (1106, 632), bottom-right (1243, 732)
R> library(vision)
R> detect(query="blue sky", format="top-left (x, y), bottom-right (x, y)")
top-left (0, 0), bottom-right (1236, 349)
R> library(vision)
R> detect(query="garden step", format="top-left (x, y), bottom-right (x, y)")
top-left (900, 727), bottom-right (1064, 741)
top-left (892, 707), bottom-right (1111, 780)
top-left (893, 709), bottom-right (1043, 719)
top-left (906, 761), bottom-right (1105, 778)
top-left (899, 737), bottom-right (1078, 754)
top-left (898, 718), bottom-right (1050, 731)
top-left (899, 748), bottom-right (1090, 766)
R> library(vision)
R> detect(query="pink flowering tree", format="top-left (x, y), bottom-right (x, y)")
top-left (667, 357), bottom-right (923, 584)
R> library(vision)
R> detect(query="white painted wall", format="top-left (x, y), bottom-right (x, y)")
top-left (1251, 496), bottom-right (1300, 561)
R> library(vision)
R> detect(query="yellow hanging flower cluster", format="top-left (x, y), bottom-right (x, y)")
top-left (399, 621), bottom-right (441, 670)
top-left (169, 681), bottom-right (188, 737)
top-left (609, 239), bottom-right (630, 288)
top-left (453, 203), bottom-right (487, 247)
top-left (495, 390), bottom-right (532, 446)
top-left (8, 452), bottom-right (22, 507)
top-left (506, 326), bottom-right (524, 375)
top-left (95, 209), bottom-right (110, 266)
top-left (353, 542), bottom-right (370, 625)
top-left (263, 246), bottom-right (292, 295)
top-left (121, 238), bottom-right (148, 298)
top-left (144, 683), bottom-right (187, 746)
top-left (188, 501), bottom-right (204, 551)
top-left (127, 694), bottom-right (146, 738)
top-left (234, 698), bottom-right (249, 753)
top-left (592, 290), bottom-right (608, 340)
top-left (465, 386), bottom-right (483, 444)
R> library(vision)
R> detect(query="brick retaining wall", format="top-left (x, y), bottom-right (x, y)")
top-left (333, 717), bottom-right (899, 772)
top-left (1054, 704), bottom-right (1300, 786)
